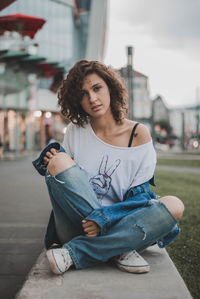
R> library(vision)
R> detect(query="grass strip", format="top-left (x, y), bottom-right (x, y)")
top-left (157, 158), bottom-right (200, 168)
top-left (154, 170), bottom-right (200, 299)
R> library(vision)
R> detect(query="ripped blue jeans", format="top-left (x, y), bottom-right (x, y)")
top-left (32, 142), bottom-right (180, 269)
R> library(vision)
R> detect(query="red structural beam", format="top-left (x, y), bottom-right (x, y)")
top-left (0, 13), bottom-right (46, 38)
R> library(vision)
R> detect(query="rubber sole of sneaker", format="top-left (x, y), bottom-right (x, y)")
top-left (46, 250), bottom-right (62, 275)
top-left (116, 263), bottom-right (150, 274)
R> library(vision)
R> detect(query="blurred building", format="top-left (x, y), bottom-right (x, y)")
top-left (0, 0), bottom-right (107, 153)
top-left (152, 95), bottom-right (169, 123)
top-left (120, 67), bottom-right (152, 128)
top-left (170, 105), bottom-right (200, 139)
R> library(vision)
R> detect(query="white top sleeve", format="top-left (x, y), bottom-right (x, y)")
top-left (62, 123), bottom-right (74, 158)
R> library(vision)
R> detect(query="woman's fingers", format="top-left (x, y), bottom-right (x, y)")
top-left (86, 232), bottom-right (98, 237)
top-left (82, 219), bottom-right (100, 237)
top-left (42, 147), bottom-right (59, 165)
top-left (86, 231), bottom-right (99, 237)
top-left (50, 148), bottom-right (58, 155)
top-left (82, 220), bottom-right (98, 227)
top-left (82, 220), bottom-right (90, 228)
top-left (43, 156), bottom-right (49, 163)
top-left (45, 149), bottom-right (58, 160)
top-left (82, 220), bottom-right (94, 228)
top-left (43, 148), bottom-right (58, 164)
top-left (82, 220), bottom-right (98, 230)
top-left (83, 224), bottom-right (97, 232)
top-left (85, 228), bottom-right (100, 237)
top-left (46, 151), bottom-right (53, 158)
top-left (84, 226), bottom-right (100, 233)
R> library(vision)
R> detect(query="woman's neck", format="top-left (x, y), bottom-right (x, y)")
top-left (90, 116), bottom-right (125, 135)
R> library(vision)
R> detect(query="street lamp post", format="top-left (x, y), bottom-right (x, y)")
top-left (196, 87), bottom-right (200, 138)
top-left (0, 63), bottom-right (6, 155)
top-left (127, 46), bottom-right (134, 120)
top-left (181, 110), bottom-right (186, 150)
top-left (151, 99), bottom-right (155, 142)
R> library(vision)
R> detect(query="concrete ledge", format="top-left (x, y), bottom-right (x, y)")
top-left (15, 245), bottom-right (192, 299)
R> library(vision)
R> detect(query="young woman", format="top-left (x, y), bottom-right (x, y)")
top-left (33, 60), bottom-right (184, 275)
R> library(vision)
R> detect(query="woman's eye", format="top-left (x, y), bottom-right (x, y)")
top-left (94, 86), bottom-right (101, 91)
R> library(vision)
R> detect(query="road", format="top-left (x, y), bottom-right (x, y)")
top-left (0, 154), bottom-right (51, 299)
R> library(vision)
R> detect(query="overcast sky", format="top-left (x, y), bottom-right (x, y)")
top-left (104, 0), bottom-right (200, 108)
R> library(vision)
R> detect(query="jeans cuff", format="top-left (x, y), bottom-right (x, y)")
top-left (85, 210), bottom-right (110, 235)
top-left (157, 224), bottom-right (180, 248)
top-left (32, 142), bottom-right (66, 176)
top-left (63, 243), bottom-right (81, 269)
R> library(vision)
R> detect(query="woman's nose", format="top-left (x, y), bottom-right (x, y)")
top-left (88, 91), bottom-right (97, 103)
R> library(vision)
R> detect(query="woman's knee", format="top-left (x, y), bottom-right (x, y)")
top-left (159, 195), bottom-right (184, 220)
top-left (47, 152), bottom-right (76, 176)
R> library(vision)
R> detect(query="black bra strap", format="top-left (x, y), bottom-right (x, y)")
top-left (128, 122), bottom-right (140, 147)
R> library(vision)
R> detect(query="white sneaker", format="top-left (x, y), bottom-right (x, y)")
top-left (114, 250), bottom-right (150, 273)
top-left (46, 248), bottom-right (73, 275)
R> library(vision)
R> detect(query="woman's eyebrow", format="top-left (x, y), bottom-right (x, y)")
top-left (92, 82), bottom-right (101, 88)
top-left (82, 82), bottom-right (101, 91)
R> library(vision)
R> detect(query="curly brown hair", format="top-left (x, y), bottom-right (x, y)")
top-left (58, 59), bottom-right (128, 127)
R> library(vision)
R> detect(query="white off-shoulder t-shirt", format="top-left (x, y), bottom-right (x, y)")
top-left (62, 122), bottom-right (157, 206)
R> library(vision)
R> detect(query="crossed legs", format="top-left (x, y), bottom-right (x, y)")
top-left (47, 152), bottom-right (184, 222)
top-left (45, 152), bottom-right (184, 271)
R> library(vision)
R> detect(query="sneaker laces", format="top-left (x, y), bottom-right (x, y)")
top-left (119, 250), bottom-right (139, 261)
top-left (60, 249), bottom-right (72, 270)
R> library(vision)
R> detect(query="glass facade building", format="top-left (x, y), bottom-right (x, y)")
top-left (0, 0), bottom-right (107, 155)
top-left (0, 0), bottom-right (82, 66)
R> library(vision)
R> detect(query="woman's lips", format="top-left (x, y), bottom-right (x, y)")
top-left (91, 105), bottom-right (102, 111)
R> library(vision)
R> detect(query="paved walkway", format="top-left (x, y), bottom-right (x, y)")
top-left (16, 246), bottom-right (192, 299)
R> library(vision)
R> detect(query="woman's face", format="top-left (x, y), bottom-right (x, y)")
top-left (80, 73), bottom-right (112, 119)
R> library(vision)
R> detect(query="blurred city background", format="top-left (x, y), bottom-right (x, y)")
top-left (0, 1), bottom-right (199, 299)
top-left (0, 0), bottom-right (199, 160)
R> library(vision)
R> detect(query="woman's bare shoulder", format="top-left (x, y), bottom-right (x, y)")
top-left (130, 121), bottom-right (152, 147)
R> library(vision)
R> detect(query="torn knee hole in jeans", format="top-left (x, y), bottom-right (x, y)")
top-left (54, 177), bottom-right (65, 184)
top-left (133, 223), bottom-right (147, 240)
top-left (46, 173), bottom-right (65, 184)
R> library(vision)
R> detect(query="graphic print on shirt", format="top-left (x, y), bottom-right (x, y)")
top-left (89, 155), bottom-right (121, 202)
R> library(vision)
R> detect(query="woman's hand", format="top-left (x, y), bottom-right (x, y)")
top-left (43, 148), bottom-right (59, 164)
top-left (82, 219), bottom-right (101, 237)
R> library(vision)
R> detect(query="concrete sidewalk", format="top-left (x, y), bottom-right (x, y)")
top-left (16, 245), bottom-right (192, 299)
